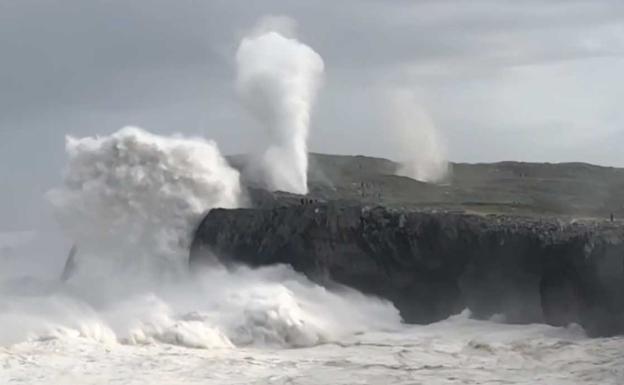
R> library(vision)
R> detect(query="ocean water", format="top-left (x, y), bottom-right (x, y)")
top-left (2, 128), bottom-right (622, 384)
top-left (1, 232), bottom-right (622, 385)
top-left (1, 303), bottom-right (622, 385)
top-left (3, 229), bottom-right (622, 385)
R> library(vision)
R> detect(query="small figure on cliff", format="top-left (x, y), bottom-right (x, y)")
top-left (610, 213), bottom-right (614, 222)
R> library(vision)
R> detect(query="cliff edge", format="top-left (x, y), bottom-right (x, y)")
top-left (192, 203), bottom-right (624, 336)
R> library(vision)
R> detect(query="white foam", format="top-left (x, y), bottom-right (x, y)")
top-left (236, 22), bottom-right (324, 194)
top-left (381, 89), bottom-right (449, 183)
top-left (1, 126), bottom-right (400, 351)
top-left (0, 263), bottom-right (400, 349)
top-left (2, 308), bottom-right (620, 385)
top-left (46, 126), bottom-right (242, 273)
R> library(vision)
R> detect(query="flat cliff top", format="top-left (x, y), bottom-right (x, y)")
top-left (231, 153), bottom-right (624, 218)
top-left (205, 203), bottom-right (624, 246)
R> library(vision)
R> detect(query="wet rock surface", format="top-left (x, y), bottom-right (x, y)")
top-left (191, 203), bottom-right (624, 337)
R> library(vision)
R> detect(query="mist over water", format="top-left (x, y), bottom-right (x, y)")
top-left (46, 126), bottom-right (242, 273)
top-left (1, 16), bottom-right (622, 385)
top-left (383, 89), bottom-right (449, 183)
top-left (2, 128), bottom-right (620, 385)
top-left (236, 20), bottom-right (324, 194)
top-left (0, 19), bottom-right (392, 354)
top-left (0, 126), bottom-right (400, 351)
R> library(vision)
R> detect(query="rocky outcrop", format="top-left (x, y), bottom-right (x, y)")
top-left (190, 203), bottom-right (624, 336)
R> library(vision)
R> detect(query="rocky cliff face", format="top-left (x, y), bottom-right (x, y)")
top-left (190, 203), bottom-right (624, 336)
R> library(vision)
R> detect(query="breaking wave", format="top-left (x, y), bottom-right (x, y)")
top-left (0, 127), bottom-right (400, 350)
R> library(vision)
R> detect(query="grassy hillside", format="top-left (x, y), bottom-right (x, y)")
top-left (304, 154), bottom-right (624, 217)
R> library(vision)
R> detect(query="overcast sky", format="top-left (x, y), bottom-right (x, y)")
top-left (1, 0), bottom-right (624, 231)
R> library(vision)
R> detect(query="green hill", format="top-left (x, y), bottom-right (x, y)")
top-left (304, 154), bottom-right (624, 217)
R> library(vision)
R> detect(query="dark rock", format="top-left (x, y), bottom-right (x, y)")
top-left (191, 202), bottom-right (624, 337)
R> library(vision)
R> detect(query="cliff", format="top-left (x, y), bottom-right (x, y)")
top-left (230, 153), bottom-right (624, 217)
top-left (191, 203), bottom-right (624, 337)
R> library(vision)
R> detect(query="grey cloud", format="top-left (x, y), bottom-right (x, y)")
top-left (2, 0), bottom-right (622, 120)
top-left (1, 0), bottom-right (623, 231)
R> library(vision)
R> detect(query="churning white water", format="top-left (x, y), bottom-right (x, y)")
top-left (1, 302), bottom-right (622, 385)
top-left (2, 12), bottom-right (623, 381)
top-left (1, 127), bottom-right (622, 384)
top-left (0, 127), bottom-right (405, 382)
top-left (46, 126), bottom-right (242, 273)
top-left (6, 127), bottom-right (398, 348)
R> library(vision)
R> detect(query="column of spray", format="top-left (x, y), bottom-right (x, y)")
top-left (236, 24), bottom-right (324, 194)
